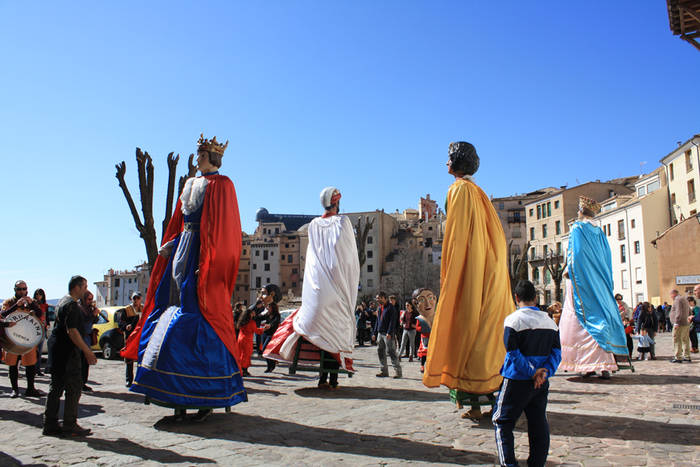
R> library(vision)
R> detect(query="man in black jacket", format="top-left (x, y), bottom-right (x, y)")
top-left (374, 291), bottom-right (402, 378)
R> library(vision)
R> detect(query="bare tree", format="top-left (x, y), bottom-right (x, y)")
top-left (355, 216), bottom-right (375, 269)
top-left (543, 249), bottom-right (565, 304)
top-left (508, 240), bottom-right (530, 303)
top-left (115, 148), bottom-right (184, 269)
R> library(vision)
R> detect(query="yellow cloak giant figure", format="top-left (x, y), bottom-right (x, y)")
top-left (423, 177), bottom-right (514, 394)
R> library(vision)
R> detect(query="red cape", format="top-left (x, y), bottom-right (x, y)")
top-left (122, 174), bottom-right (242, 364)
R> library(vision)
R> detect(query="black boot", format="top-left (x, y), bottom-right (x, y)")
top-left (9, 364), bottom-right (19, 398)
top-left (264, 359), bottom-right (276, 373)
top-left (24, 365), bottom-right (41, 397)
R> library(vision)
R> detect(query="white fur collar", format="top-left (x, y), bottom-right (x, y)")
top-left (461, 175), bottom-right (474, 182)
top-left (180, 177), bottom-right (209, 215)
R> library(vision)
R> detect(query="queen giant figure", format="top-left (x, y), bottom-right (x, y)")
top-left (122, 134), bottom-right (246, 422)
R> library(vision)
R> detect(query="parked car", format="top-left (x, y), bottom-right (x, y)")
top-left (94, 306), bottom-right (124, 359)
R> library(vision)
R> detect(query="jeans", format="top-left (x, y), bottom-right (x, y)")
top-left (377, 333), bottom-right (401, 376)
top-left (44, 352), bottom-right (82, 428)
top-left (399, 329), bottom-right (416, 357)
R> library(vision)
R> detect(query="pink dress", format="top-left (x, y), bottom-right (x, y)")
top-left (559, 279), bottom-right (618, 373)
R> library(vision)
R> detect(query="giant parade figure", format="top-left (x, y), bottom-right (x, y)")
top-left (423, 142), bottom-right (514, 421)
top-left (122, 133), bottom-right (246, 422)
top-left (263, 187), bottom-right (360, 388)
top-left (558, 196), bottom-right (628, 379)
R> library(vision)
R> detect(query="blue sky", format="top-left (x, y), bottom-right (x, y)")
top-left (1, 1), bottom-right (698, 299)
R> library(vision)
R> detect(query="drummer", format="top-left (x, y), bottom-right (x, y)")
top-left (1, 280), bottom-right (44, 398)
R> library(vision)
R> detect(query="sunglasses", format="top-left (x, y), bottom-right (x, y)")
top-left (15, 287), bottom-right (27, 291)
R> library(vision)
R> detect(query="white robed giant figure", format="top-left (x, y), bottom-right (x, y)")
top-left (264, 187), bottom-right (360, 370)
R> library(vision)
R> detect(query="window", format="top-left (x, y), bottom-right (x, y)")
top-left (544, 269), bottom-right (551, 285)
top-left (530, 227), bottom-right (535, 241)
top-left (255, 277), bottom-right (261, 288)
top-left (532, 267), bottom-right (540, 284)
top-left (554, 200), bottom-right (559, 209)
top-left (292, 268), bottom-right (298, 274)
top-left (367, 236), bottom-right (373, 244)
top-left (253, 264), bottom-right (257, 270)
top-left (285, 243), bottom-right (289, 248)
top-left (513, 212), bottom-right (521, 223)
top-left (530, 247), bottom-right (535, 260)
top-left (686, 150), bottom-right (694, 172)
top-left (634, 241), bottom-right (640, 254)
top-left (688, 179), bottom-right (696, 203)
top-left (292, 282), bottom-right (297, 288)
top-left (367, 279), bottom-right (374, 288)
top-left (671, 193), bottom-right (676, 205)
top-left (537, 205), bottom-right (541, 219)
top-left (281, 255), bottom-right (285, 260)
top-left (263, 250), bottom-right (268, 260)
top-left (512, 228), bottom-right (521, 238)
top-left (264, 263), bottom-right (270, 271)
top-left (670, 162), bottom-right (674, 181)
top-left (288, 255), bottom-right (293, 264)
top-left (546, 202), bottom-right (551, 217)
top-left (620, 244), bottom-right (626, 263)
top-left (428, 226), bottom-right (433, 230)
top-left (266, 278), bottom-right (270, 284)
top-left (630, 219), bottom-right (635, 229)
top-left (605, 224), bottom-right (611, 236)
top-left (635, 267), bottom-right (643, 284)
top-left (114, 278), bottom-right (120, 287)
top-left (275, 228), bottom-right (279, 234)
top-left (367, 265), bottom-right (373, 273)
top-left (637, 186), bottom-right (646, 197)
top-left (529, 208), bottom-right (534, 217)
top-left (499, 202), bottom-right (504, 210)
top-left (555, 221), bottom-right (561, 235)
top-left (243, 249), bottom-right (247, 255)
top-left (543, 245), bottom-right (549, 256)
top-left (617, 220), bottom-right (625, 240)
top-left (542, 224), bottom-right (547, 238)
top-left (647, 180), bottom-right (660, 193)
top-left (556, 242), bottom-right (562, 255)
top-left (545, 290), bottom-right (551, 304)
top-left (271, 251), bottom-right (274, 256)
top-left (367, 250), bottom-right (373, 258)
top-left (621, 270), bottom-right (629, 289)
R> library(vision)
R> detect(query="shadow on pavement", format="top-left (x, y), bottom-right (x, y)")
top-left (542, 412), bottom-right (696, 446)
top-left (294, 385), bottom-right (445, 401)
top-left (565, 374), bottom-right (700, 386)
top-left (78, 437), bottom-right (215, 464)
top-left (0, 451), bottom-right (45, 467)
top-left (155, 412), bottom-right (494, 465)
top-left (549, 389), bottom-right (609, 396)
top-left (245, 387), bottom-right (284, 396)
top-left (82, 390), bottom-right (145, 404)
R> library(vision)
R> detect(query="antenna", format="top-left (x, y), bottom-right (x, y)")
top-left (639, 161), bottom-right (647, 175)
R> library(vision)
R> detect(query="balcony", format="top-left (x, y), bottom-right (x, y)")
top-left (507, 215), bottom-right (525, 224)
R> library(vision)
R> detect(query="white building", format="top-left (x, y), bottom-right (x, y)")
top-left (94, 263), bottom-right (149, 307)
top-left (595, 168), bottom-right (669, 306)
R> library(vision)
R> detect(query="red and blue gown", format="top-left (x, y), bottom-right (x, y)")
top-left (123, 172), bottom-right (246, 409)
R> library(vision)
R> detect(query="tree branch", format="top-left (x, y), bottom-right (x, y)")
top-left (115, 161), bottom-right (145, 233)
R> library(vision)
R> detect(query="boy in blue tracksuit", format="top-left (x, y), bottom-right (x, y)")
top-left (493, 280), bottom-right (561, 467)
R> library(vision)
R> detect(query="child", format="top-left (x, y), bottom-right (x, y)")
top-left (493, 280), bottom-right (561, 467)
top-left (415, 315), bottom-right (431, 373)
top-left (634, 329), bottom-right (655, 360)
top-left (624, 318), bottom-right (634, 357)
top-left (236, 305), bottom-right (264, 377)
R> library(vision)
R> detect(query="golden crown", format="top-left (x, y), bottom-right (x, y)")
top-left (197, 133), bottom-right (228, 155)
top-left (578, 196), bottom-right (601, 214)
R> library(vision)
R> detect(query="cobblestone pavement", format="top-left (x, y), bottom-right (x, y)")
top-left (0, 333), bottom-right (698, 466)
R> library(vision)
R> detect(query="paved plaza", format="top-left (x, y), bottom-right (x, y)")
top-left (0, 333), bottom-right (698, 466)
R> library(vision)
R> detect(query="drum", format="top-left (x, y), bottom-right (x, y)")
top-left (0, 311), bottom-right (44, 355)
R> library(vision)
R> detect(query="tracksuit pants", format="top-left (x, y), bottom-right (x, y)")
top-left (493, 378), bottom-right (549, 467)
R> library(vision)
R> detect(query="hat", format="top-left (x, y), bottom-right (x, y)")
top-left (131, 291), bottom-right (142, 299)
top-left (320, 186), bottom-right (341, 209)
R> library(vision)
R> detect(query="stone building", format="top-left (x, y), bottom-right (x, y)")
top-left (524, 181), bottom-right (634, 304)
top-left (94, 262), bottom-right (149, 307)
top-left (652, 213), bottom-right (700, 298)
top-left (660, 134), bottom-right (700, 224)
top-left (232, 233), bottom-right (251, 306)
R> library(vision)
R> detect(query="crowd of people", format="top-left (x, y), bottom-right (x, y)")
top-left (3, 136), bottom-right (699, 467)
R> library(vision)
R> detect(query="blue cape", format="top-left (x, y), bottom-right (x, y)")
top-left (567, 221), bottom-right (627, 356)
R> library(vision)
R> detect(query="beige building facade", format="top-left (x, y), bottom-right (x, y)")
top-left (660, 134), bottom-right (700, 224)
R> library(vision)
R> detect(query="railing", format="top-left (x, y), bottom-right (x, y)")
top-left (507, 216), bottom-right (525, 223)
